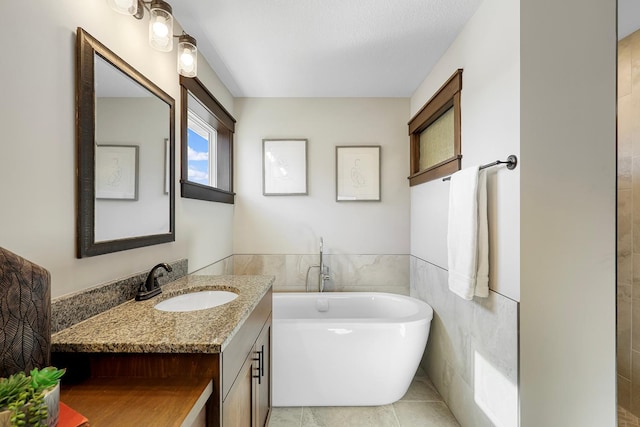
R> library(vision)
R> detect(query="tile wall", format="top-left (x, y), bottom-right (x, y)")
top-left (232, 254), bottom-right (409, 295)
top-left (410, 256), bottom-right (518, 427)
top-left (191, 255), bottom-right (235, 276)
top-left (618, 28), bottom-right (640, 416)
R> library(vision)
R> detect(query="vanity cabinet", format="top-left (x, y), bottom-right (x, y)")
top-left (222, 317), bottom-right (271, 427)
top-left (52, 286), bottom-right (273, 427)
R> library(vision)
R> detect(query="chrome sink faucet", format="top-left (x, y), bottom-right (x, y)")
top-left (319, 237), bottom-right (330, 292)
top-left (136, 262), bottom-right (172, 301)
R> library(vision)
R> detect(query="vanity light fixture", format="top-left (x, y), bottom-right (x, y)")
top-left (106, 0), bottom-right (197, 77)
top-left (177, 34), bottom-right (197, 78)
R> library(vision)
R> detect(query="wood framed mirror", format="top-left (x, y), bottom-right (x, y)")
top-left (76, 28), bottom-right (175, 257)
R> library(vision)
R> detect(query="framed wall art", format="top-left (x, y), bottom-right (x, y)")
top-left (336, 145), bottom-right (381, 202)
top-left (263, 139), bottom-right (308, 195)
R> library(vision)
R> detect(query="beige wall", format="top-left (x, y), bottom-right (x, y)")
top-left (0, 0), bottom-right (234, 297)
top-left (618, 28), bottom-right (640, 415)
top-left (519, 0), bottom-right (616, 425)
top-left (233, 98), bottom-right (410, 256)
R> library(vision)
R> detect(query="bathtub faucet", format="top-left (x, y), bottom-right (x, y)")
top-left (319, 237), bottom-right (330, 292)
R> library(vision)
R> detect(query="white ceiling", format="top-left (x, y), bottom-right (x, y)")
top-left (173, 0), bottom-right (483, 97)
top-left (619, 0), bottom-right (640, 40)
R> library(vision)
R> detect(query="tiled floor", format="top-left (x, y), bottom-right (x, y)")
top-left (269, 368), bottom-right (459, 427)
top-left (620, 406), bottom-right (640, 427)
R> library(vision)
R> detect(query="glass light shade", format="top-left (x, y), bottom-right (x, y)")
top-left (149, 0), bottom-right (174, 52)
top-left (177, 35), bottom-right (197, 77)
top-left (107, 0), bottom-right (138, 15)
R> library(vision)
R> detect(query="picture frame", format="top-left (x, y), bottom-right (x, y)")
top-left (263, 139), bottom-right (308, 196)
top-left (95, 145), bottom-right (139, 200)
top-left (336, 145), bottom-right (381, 202)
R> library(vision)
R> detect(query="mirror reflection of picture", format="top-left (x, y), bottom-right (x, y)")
top-left (95, 145), bottom-right (139, 200)
top-left (336, 145), bottom-right (381, 201)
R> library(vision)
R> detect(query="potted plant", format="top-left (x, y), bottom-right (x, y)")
top-left (0, 367), bottom-right (65, 427)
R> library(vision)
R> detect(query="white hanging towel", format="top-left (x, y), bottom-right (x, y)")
top-left (447, 166), bottom-right (489, 300)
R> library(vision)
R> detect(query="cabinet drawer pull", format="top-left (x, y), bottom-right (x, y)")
top-left (259, 345), bottom-right (265, 377)
top-left (253, 349), bottom-right (263, 384)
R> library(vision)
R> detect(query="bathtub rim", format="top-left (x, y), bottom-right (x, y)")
top-left (273, 291), bottom-right (433, 324)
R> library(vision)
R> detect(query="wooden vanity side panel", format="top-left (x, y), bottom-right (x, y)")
top-left (222, 288), bottom-right (272, 400)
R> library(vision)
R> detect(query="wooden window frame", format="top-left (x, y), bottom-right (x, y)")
top-left (408, 69), bottom-right (462, 186)
top-left (180, 76), bottom-right (236, 204)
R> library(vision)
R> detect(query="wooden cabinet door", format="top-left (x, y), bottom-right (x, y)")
top-left (222, 352), bottom-right (254, 427)
top-left (222, 316), bottom-right (271, 427)
top-left (253, 318), bottom-right (271, 427)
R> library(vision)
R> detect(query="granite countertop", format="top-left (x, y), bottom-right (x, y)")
top-left (51, 275), bottom-right (273, 354)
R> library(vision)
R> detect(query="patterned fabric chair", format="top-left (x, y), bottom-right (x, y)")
top-left (0, 247), bottom-right (51, 377)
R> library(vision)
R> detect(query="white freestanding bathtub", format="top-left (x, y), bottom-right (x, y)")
top-left (272, 292), bottom-right (433, 407)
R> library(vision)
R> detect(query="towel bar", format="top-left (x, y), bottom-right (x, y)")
top-left (442, 155), bottom-right (518, 181)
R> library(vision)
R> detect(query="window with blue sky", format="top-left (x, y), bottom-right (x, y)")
top-left (187, 111), bottom-right (217, 187)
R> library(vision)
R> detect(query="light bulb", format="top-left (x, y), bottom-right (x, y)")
top-left (152, 21), bottom-right (169, 38)
top-left (177, 34), bottom-right (197, 77)
top-left (180, 49), bottom-right (194, 66)
top-left (148, 0), bottom-right (173, 52)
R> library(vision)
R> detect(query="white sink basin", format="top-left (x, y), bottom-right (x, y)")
top-left (154, 290), bottom-right (238, 312)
